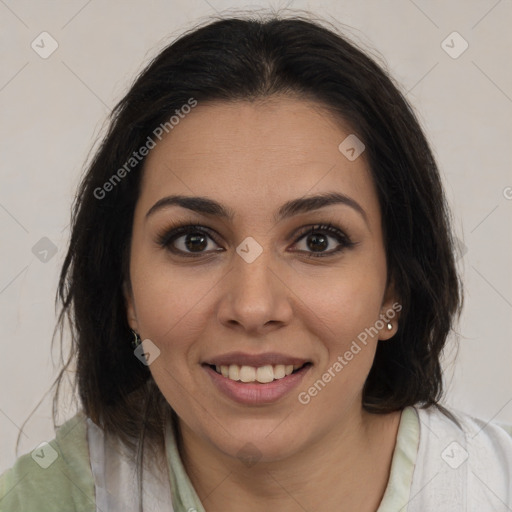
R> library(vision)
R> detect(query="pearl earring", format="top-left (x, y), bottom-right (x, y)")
top-left (386, 322), bottom-right (393, 331)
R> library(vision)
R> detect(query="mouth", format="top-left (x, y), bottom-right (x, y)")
top-left (204, 362), bottom-right (312, 384)
top-left (201, 352), bottom-right (313, 404)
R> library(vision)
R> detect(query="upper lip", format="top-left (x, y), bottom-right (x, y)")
top-left (204, 352), bottom-right (311, 367)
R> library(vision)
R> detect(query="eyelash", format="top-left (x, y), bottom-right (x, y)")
top-left (156, 223), bottom-right (355, 259)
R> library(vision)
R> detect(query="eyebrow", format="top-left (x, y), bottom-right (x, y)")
top-left (145, 192), bottom-right (368, 225)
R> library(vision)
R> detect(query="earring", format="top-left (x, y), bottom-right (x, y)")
top-left (386, 322), bottom-right (393, 331)
top-left (131, 329), bottom-right (141, 348)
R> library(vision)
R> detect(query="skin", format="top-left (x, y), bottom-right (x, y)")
top-left (125, 96), bottom-right (402, 512)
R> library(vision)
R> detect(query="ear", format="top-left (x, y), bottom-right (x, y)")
top-left (123, 279), bottom-right (139, 332)
top-left (378, 279), bottom-right (401, 340)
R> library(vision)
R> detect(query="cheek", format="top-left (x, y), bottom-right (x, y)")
top-left (293, 278), bottom-right (385, 415)
top-left (130, 253), bottom-right (224, 370)
top-left (130, 265), bottom-right (217, 416)
top-left (294, 265), bottom-right (387, 348)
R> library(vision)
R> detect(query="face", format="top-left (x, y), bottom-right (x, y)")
top-left (125, 96), bottom-right (398, 463)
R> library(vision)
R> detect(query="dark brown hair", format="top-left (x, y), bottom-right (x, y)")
top-left (49, 11), bottom-right (462, 463)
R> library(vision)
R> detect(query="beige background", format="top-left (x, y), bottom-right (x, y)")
top-left (1, 0), bottom-right (511, 472)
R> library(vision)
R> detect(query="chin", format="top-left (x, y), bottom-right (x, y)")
top-left (204, 420), bottom-right (309, 465)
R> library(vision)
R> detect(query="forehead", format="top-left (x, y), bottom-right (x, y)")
top-left (138, 96), bottom-right (378, 221)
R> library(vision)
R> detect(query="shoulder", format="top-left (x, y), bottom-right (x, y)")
top-left (416, 403), bottom-right (512, 452)
top-left (0, 411), bottom-right (95, 512)
top-left (408, 404), bottom-right (512, 510)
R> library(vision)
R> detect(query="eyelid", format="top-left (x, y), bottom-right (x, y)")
top-left (292, 223), bottom-right (349, 241)
top-left (155, 224), bottom-right (222, 249)
top-left (289, 223), bottom-right (355, 257)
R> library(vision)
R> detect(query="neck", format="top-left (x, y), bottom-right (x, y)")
top-left (177, 406), bottom-right (402, 512)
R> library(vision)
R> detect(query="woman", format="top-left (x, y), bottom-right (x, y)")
top-left (1, 12), bottom-right (511, 512)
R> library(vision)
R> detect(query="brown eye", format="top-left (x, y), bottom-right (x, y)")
top-left (292, 224), bottom-right (355, 257)
top-left (169, 231), bottom-right (218, 254)
top-left (306, 233), bottom-right (329, 252)
top-left (156, 225), bottom-right (222, 257)
top-left (182, 233), bottom-right (209, 252)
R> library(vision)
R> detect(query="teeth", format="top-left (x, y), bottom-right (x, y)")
top-left (239, 366), bottom-right (256, 382)
top-left (256, 365), bottom-right (274, 383)
top-left (274, 365), bottom-right (285, 379)
top-left (213, 363), bottom-right (306, 383)
top-left (228, 364), bottom-right (240, 381)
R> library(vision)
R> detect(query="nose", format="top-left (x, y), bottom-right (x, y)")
top-left (216, 246), bottom-right (294, 334)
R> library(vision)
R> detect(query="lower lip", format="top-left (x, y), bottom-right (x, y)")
top-left (203, 364), bottom-right (311, 405)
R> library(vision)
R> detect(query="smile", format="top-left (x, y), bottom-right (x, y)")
top-left (208, 363), bottom-right (309, 383)
top-left (202, 355), bottom-right (312, 405)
